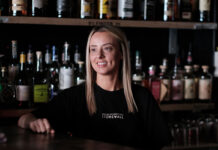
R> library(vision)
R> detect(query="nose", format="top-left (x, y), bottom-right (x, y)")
top-left (96, 49), bottom-right (104, 58)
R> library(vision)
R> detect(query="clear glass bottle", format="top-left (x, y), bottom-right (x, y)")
top-left (132, 50), bottom-right (145, 86)
top-left (33, 51), bottom-right (49, 106)
top-left (49, 45), bottom-right (59, 99)
top-left (183, 65), bottom-right (196, 102)
top-left (15, 51), bottom-right (32, 108)
top-left (59, 42), bottom-right (74, 90)
top-left (56, 0), bottom-right (73, 18)
top-left (10, 0), bottom-right (28, 16)
top-left (198, 65), bottom-right (212, 102)
top-left (199, 0), bottom-right (211, 22)
top-left (79, 0), bottom-right (94, 19)
top-left (148, 65), bottom-right (160, 102)
top-left (75, 61), bottom-right (85, 85)
top-left (118, 0), bottom-right (134, 19)
top-left (141, 0), bottom-right (156, 20)
top-left (171, 65), bottom-right (184, 102)
top-left (159, 65), bottom-right (171, 103)
top-left (163, 0), bottom-right (174, 21)
top-left (31, 0), bottom-right (48, 17)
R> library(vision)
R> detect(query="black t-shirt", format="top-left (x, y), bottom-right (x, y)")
top-left (32, 83), bottom-right (172, 149)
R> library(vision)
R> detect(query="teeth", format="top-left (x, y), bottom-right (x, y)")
top-left (97, 62), bottom-right (107, 65)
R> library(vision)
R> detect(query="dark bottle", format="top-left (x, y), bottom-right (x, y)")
top-left (15, 51), bottom-right (32, 108)
top-left (180, 0), bottom-right (192, 21)
top-left (141, 0), bottom-right (156, 20)
top-left (33, 51), bottom-right (49, 106)
top-left (171, 65), bottom-right (184, 102)
top-left (186, 43), bottom-right (193, 66)
top-left (10, 0), bottom-right (28, 16)
top-left (183, 65), bottom-right (196, 102)
top-left (49, 45), bottom-right (59, 99)
top-left (159, 65), bottom-right (171, 103)
top-left (118, 0), bottom-right (134, 19)
top-left (148, 65), bottom-right (160, 102)
top-left (26, 44), bottom-right (34, 77)
top-left (0, 0), bottom-right (9, 16)
top-left (59, 42), bottom-right (74, 90)
top-left (132, 50), bottom-right (145, 86)
top-left (75, 61), bottom-right (85, 85)
top-left (44, 44), bottom-right (52, 79)
top-left (73, 44), bottom-right (81, 73)
top-left (56, 0), bottom-right (73, 18)
top-left (163, 0), bottom-right (174, 21)
top-left (198, 65), bottom-right (212, 102)
top-left (31, 0), bottom-right (48, 16)
top-left (8, 40), bottom-right (19, 86)
top-left (199, 0), bottom-right (211, 22)
top-left (79, 0), bottom-right (94, 19)
top-left (98, 0), bottom-right (117, 19)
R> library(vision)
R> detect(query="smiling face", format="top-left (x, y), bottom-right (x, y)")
top-left (89, 31), bottom-right (122, 78)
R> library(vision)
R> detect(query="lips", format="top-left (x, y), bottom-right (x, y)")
top-left (97, 61), bottom-right (107, 67)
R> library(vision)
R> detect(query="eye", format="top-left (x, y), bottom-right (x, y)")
top-left (103, 46), bottom-right (113, 51)
top-left (90, 48), bottom-right (96, 52)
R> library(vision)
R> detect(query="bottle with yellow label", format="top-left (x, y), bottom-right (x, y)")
top-left (98, 0), bottom-right (117, 19)
top-left (33, 51), bottom-right (49, 107)
top-left (10, 0), bottom-right (28, 16)
top-left (78, 0), bottom-right (94, 19)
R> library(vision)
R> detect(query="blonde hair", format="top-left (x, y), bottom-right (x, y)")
top-left (85, 25), bottom-right (138, 115)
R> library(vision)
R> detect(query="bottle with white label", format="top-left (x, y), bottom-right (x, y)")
top-left (118, 0), bottom-right (134, 19)
top-left (183, 65), bottom-right (196, 102)
top-left (33, 51), bottom-right (49, 106)
top-left (59, 41), bottom-right (74, 90)
top-left (15, 51), bottom-right (32, 108)
top-left (198, 65), bottom-right (212, 102)
top-left (199, 0), bottom-right (211, 22)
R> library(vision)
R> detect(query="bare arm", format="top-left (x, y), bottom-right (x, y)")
top-left (18, 113), bottom-right (55, 134)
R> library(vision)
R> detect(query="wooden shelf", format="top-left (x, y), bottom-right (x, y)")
top-left (163, 143), bottom-right (218, 150)
top-left (0, 16), bottom-right (217, 30)
top-left (160, 103), bottom-right (215, 112)
top-left (0, 108), bottom-right (34, 118)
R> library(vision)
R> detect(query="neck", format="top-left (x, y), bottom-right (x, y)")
top-left (96, 74), bottom-right (122, 91)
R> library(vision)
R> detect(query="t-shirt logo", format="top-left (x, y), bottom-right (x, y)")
top-left (102, 113), bottom-right (124, 119)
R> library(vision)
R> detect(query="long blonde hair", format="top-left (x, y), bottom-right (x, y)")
top-left (85, 25), bottom-right (138, 115)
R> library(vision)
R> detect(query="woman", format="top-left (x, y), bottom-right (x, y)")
top-left (18, 25), bottom-right (172, 149)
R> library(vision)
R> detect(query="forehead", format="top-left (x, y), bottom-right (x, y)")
top-left (90, 31), bottom-right (118, 45)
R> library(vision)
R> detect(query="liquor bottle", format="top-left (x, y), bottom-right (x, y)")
top-left (75, 61), bottom-right (85, 85)
top-left (171, 65), bottom-right (184, 102)
top-left (174, 0), bottom-right (181, 21)
top-left (159, 65), bottom-right (171, 103)
top-left (183, 65), bottom-right (196, 102)
top-left (33, 51), bottom-right (49, 105)
top-left (31, 0), bottom-right (48, 16)
top-left (79, 0), bottom-right (94, 19)
top-left (49, 45), bottom-right (59, 99)
top-left (15, 51), bottom-right (32, 108)
top-left (8, 40), bottom-right (19, 86)
top-left (163, 0), bottom-right (174, 21)
top-left (98, 0), bottom-right (117, 19)
top-left (198, 65), bottom-right (212, 102)
top-left (0, 0), bottom-right (9, 16)
top-left (73, 44), bottom-right (81, 73)
top-left (44, 44), bottom-right (51, 79)
top-left (10, 0), bottom-right (28, 16)
top-left (118, 0), bottom-right (134, 19)
top-left (148, 65), bottom-right (160, 102)
top-left (59, 42), bottom-right (74, 90)
top-left (26, 44), bottom-right (34, 77)
top-left (141, 0), bottom-right (156, 20)
top-left (132, 50), bottom-right (145, 86)
top-left (180, 0), bottom-right (192, 21)
top-left (186, 43), bottom-right (193, 66)
top-left (56, 0), bottom-right (73, 18)
top-left (193, 64), bottom-right (200, 100)
top-left (199, 0), bottom-right (211, 22)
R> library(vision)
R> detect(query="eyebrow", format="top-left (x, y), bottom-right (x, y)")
top-left (90, 43), bottom-right (113, 47)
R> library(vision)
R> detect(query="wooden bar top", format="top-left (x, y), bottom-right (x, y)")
top-left (0, 126), bottom-right (142, 150)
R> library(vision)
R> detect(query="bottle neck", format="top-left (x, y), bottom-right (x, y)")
top-left (19, 53), bottom-right (26, 71)
top-left (36, 52), bottom-right (43, 72)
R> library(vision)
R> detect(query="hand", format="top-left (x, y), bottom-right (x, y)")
top-left (29, 118), bottom-right (55, 134)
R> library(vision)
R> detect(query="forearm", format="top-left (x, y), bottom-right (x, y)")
top-left (17, 113), bottom-right (37, 129)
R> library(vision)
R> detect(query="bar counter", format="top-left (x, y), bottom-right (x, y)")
top-left (0, 125), bottom-right (142, 150)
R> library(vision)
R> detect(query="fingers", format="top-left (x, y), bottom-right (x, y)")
top-left (29, 118), bottom-right (55, 134)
